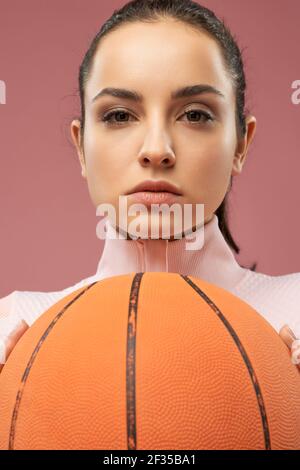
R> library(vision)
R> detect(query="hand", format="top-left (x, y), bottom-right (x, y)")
top-left (279, 324), bottom-right (300, 372)
top-left (0, 320), bottom-right (29, 374)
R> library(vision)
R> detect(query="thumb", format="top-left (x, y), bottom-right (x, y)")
top-left (279, 324), bottom-right (297, 349)
top-left (279, 325), bottom-right (300, 371)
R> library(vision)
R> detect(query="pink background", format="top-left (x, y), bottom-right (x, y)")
top-left (0, 0), bottom-right (299, 296)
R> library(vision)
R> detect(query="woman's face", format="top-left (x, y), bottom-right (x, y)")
top-left (71, 18), bottom-right (256, 239)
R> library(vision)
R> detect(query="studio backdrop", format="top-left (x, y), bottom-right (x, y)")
top-left (0, 0), bottom-right (299, 296)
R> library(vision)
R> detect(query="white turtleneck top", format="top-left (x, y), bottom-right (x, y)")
top-left (0, 213), bottom-right (300, 364)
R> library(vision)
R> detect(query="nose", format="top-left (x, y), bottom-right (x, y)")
top-left (137, 133), bottom-right (176, 168)
top-left (138, 151), bottom-right (175, 168)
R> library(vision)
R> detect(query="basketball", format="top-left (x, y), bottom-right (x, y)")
top-left (0, 272), bottom-right (299, 450)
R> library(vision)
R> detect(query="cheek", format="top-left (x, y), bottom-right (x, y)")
top-left (84, 132), bottom-right (124, 197)
top-left (188, 149), bottom-right (232, 182)
top-left (185, 136), bottom-right (235, 198)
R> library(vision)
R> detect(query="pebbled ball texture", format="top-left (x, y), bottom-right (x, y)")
top-left (0, 272), bottom-right (299, 450)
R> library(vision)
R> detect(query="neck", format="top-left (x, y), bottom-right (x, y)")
top-left (94, 214), bottom-right (248, 292)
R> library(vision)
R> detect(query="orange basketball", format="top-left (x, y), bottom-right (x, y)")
top-left (0, 272), bottom-right (299, 450)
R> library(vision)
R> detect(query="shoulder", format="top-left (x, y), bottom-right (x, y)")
top-left (238, 269), bottom-right (300, 297)
top-left (233, 269), bottom-right (300, 335)
top-left (0, 291), bottom-right (19, 338)
top-left (0, 291), bottom-right (16, 317)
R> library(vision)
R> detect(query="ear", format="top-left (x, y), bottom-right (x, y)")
top-left (70, 119), bottom-right (87, 179)
top-left (232, 115), bottom-right (257, 176)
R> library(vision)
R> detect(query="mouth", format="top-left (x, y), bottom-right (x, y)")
top-left (125, 179), bottom-right (182, 196)
top-left (126, 191), bottom-right (181, 206)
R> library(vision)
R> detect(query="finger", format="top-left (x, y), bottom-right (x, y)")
top-left (291, 351), bottom-right (300, 365)
top-left (279, 330), bottom-right (300, 372)
top-left (291, 339), bottom-right (300, 351)
top-left (279, 324), bottom-right (296, 349)
top-left (291, 346), bottom-right (300, 368)
top-left (5, 320), bottom-right (29, 361)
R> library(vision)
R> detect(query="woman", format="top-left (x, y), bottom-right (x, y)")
top-left (0, 0), bottom-right (299, 371)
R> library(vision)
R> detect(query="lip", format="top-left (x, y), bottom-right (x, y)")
top-left (126, 191), bottom-right (181, 206)
top-left (125, 179), bottom-right (182, 195)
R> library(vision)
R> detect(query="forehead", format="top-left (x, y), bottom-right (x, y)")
top-left (85, 19), bottom-right (233, 104)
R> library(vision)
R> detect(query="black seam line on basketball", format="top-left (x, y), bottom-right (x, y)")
top-left (126, 272), bottom-right (144, 451)
top-left (8, 281), bottom-right (98, 451)
top-left (180, 274), bottom-right (271, 451)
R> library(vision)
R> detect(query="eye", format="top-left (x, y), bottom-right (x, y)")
top-left (101, 109), bottom-right (134, 126)
top-left (181, 109), bottom-right (213, 125)
top-left (100, 107), bottom-right (214, 127)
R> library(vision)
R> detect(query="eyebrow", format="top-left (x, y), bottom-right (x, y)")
top-left (91, 84), bottom-right (225, 103)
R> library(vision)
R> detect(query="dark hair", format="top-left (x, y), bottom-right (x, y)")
top-left (76, 0), bottom-right (257, 271)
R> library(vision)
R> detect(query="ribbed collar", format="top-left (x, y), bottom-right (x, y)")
top-left (94, 213), bottom-right (248, 292)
